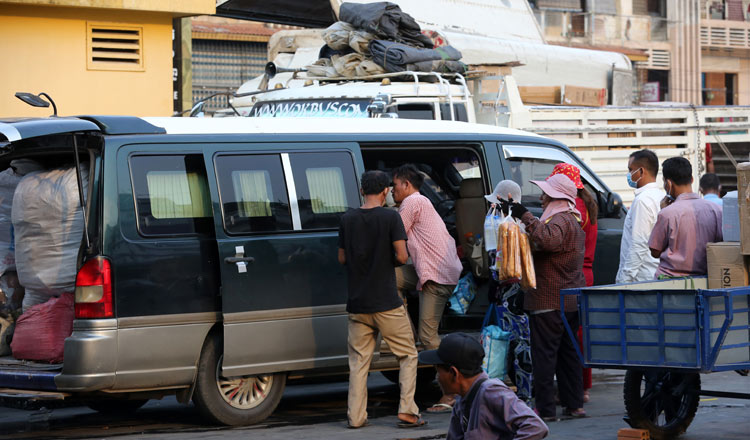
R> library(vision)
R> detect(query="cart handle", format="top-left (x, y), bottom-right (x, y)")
top-left (560, 288), bottom-right (586, 366)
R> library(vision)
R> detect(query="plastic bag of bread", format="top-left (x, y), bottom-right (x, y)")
top-left (518, 223), bottom-right (537, 289)
top-left (495, 214), bottom-right (522, 281)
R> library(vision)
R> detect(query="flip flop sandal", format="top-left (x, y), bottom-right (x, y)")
top-left (347, 420), bottom-right (370, 429)
top-left (397, 416), bottom-right (427, 428)
top-left (425, 403), bottom-right (453, 413)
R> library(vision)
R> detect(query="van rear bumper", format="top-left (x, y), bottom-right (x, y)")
top-left (54, 319), bottom-right (118, 392)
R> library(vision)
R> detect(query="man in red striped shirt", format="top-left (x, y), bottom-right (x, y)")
top-left (392, 164), bottom-right (462, 413)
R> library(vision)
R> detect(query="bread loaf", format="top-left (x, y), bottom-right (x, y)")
top-left (520, 232), bottom-right (537, 289)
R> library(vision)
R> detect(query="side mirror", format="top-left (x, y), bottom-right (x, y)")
top-left (606, 192), bottom-right (623, 217)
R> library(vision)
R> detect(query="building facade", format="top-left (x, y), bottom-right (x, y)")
top-left (531, 0), bottom-right (750, 106)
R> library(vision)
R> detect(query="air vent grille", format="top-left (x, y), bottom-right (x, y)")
top-left (87, 23), bottom-right (144, 71)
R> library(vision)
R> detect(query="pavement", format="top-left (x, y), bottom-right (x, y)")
top-left (0, 369), bottom-right (749, 439)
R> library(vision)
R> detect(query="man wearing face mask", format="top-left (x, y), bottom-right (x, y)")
top-left (616, 150), bottom-right (665, 283)
top-left (648, 157), bottom-right (723, 278)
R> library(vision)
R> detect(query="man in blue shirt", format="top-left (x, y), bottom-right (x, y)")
top-left (419, 333), bottom-right (548, 439)
top-left (699, 173), bottom-right (723, 206)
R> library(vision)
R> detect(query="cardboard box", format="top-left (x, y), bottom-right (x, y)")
top-left (562, 85), bottom-right (608, 107)
top-left (738, 162), bottom-right (750, 255)
top-left (707, 242), bottom-right (750, 289)
top-left (518, 86), bottom-right (561, 105)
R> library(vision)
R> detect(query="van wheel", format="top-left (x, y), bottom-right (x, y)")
top-left (86, 399), bottom-right (148, 414)
top-left (192, 334), bottom-right (286, 426)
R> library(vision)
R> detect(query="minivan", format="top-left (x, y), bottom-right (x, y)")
top-left (0, 116), bottom-right (624, 425)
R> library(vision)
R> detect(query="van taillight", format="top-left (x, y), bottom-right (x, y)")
top-left (75, 257), bottom-right (113, 319)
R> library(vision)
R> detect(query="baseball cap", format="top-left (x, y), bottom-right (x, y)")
top-left (418, 333), bottom-right (485, 375)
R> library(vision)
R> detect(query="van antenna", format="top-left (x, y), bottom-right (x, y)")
top-left (72, 135), bottom-right (91, 250)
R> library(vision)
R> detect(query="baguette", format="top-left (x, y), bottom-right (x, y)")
top-left (510, 223), bottom-right (522, 279)
top-left (519, 232), bottom-right (537, 289)
top-left (498, 222), bottom-right (510, 279)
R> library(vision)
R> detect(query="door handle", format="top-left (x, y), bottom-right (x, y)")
top-left (224, 256), bottom-right (255, 264)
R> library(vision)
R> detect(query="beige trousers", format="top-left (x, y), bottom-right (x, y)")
top-left (396, 264), bottom-right (455, 350)
top-left (347, 306), bottom-right (419, 427)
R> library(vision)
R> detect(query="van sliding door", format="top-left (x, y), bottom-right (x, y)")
top-left (212, 147), bottom-right (361, 377)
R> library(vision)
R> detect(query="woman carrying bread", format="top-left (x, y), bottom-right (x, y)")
top-left (547, 163), bottom-right (597, 403)
top-left (503, 173), bottom-right (586, 421)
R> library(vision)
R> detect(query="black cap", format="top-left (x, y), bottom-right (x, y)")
top-left (418, 333), bottom-right (485, 376)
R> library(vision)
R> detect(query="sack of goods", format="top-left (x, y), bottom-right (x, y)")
top-left (10, 292), bottom-right (74, 363)
top-left (12, 165), bottom-right (89, 311)
top-left (0, 160), bottom-right (43, 277)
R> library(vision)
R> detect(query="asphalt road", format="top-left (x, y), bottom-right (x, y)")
top-left (1, 370), bottom-right (749, 439)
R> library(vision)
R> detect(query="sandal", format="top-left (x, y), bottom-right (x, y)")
top-left (347, 420), bottom-right (370, 429)
top-left (563, 407), bottom-right (587, 418)
top-left (397, 415), bottom-right (427, 428)
top-left (426, 403), bottom-right (453, 413)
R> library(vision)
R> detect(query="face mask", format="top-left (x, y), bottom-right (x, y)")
top-left (664, 180), bottom-right (674, 201)
top-left (626, 168), bottom-right (642, 189)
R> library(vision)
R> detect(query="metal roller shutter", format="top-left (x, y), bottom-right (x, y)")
top-left (192, 39), bottom-right (267, 114)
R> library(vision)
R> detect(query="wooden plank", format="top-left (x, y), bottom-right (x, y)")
top-left (617, 427), bottom-right (650, 440)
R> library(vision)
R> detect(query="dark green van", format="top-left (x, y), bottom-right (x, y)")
top-left (0, 116), bottom-right (624, 425)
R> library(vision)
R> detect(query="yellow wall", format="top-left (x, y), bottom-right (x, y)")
top-left (0, 5), bottom-right (177, 117)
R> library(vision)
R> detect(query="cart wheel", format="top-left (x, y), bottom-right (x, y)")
top-left (623, 369), bottom-right (700, 440)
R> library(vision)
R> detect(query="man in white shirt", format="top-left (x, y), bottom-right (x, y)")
top-left (616, 150), bottom-right (665, 283)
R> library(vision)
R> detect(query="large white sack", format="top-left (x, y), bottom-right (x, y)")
top-left (12, 165), bottom-right (89, 298)
top-left (0, 160), bottom-right (43, 276)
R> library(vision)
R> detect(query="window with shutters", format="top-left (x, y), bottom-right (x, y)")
top-left (536, 0), bottom-right (583, 11)
top-left (86, 22), bottom-right (144, 71)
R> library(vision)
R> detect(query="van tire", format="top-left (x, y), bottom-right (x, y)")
top-left (192, 334), bottom-right (286, 426)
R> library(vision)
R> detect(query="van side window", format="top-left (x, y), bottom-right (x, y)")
top-left (130, 154), bottom-right (213, 236)
top-left (289, 152), bottom-right (359, 229)
top-left (215, 154), bottom-right (292, 233)
top-left (507, 157), bottom-right (559, 209)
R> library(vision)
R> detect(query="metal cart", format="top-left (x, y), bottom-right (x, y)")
top-left (561, 277), bottom-right (750, 440)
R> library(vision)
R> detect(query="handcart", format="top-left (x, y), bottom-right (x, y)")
top-left (561, 277), bottom-right (750, 440)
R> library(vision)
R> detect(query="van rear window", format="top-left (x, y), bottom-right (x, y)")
top-left (130, 155), bottom-right (213, 236)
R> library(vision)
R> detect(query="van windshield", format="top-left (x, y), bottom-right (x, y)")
top-left (249, 99), bottom-right (370, 118)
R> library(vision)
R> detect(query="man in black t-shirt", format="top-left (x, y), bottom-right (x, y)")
top-left (338, 170), bottom-right (425, 429)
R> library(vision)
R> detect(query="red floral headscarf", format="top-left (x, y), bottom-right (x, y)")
top-left (547, 163), bottom-right (584, 189)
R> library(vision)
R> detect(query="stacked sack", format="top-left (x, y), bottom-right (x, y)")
top-left (12, 164), bottom-right (88, 312)
top-left (0, 159), bottom-right (43, 356)
top-left (307, 2), bottom-right (465, 78)
top-left (8, 164), bottom-right (87, 363)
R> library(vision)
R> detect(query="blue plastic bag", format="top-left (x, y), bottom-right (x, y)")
top-left (480, 303), bottom-right (511, 379)
top-left (448, 272), bottom-right (476, 315)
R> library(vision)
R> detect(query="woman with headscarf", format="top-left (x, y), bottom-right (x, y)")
top-left (504, 174), bottom-right (586, 421)
top-left (547, 163), bottom-right (597, 402)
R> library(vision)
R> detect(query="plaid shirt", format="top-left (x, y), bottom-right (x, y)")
top-left (399, 192), bottom-right (462, 289)
top-left (520, 211), bottom-right (585, 312)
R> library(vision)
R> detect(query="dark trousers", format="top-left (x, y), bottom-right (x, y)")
top-left (530, 311), bottom-right (583, 417)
